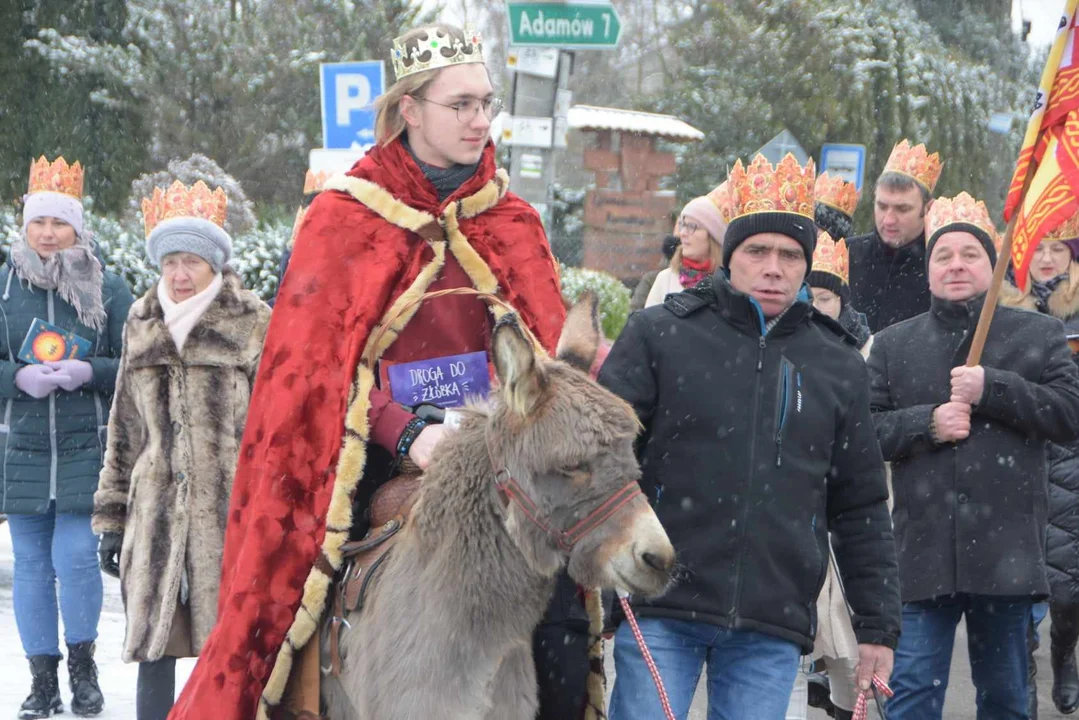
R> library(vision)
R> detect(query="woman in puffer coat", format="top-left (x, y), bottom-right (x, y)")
top-left (2, 156), bottom-right (134, 719)
top-left (91, 182), bottom-right (271, 720)
top-left (1001, 216), bottom-right (1079, 717)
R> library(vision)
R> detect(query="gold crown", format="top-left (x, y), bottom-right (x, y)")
top-left (28, 156), bottom-right (84, 199)
top-left (391, 25), bottom-right (484, 81)
top-left (814, 172), bottom-right (859, 218)
top-left (883, 140), bottom-right (943, 193)
top-left (707, 180), bottom-right (735, 223)
top-left (1046, 208), bottom-right (1079, 242)
top-left (303, 170), bottom-right (331, 195)
top-left (727, 153), bottom-right (816, 222)
top-left (141, 180), bottom-right (228, 237)
top-left (926, 192), bottom-right (996, 246)
top-left (812, 230), bottom-right (849, 285)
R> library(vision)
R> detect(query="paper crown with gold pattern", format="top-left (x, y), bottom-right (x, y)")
top-left (28, 156), bottom-right (84, 199)
top-left (926, 192), bottom-right (998, 262)
top-left (303, 170), bottom-right (331, 195)
top-left (707, 180), bottom-right (735, 223)
top-left (141, 180), bottom-right (228, 238)
top-left (883, 140), bottom-right (943, 193)
top-left (814, 172), bottom-right (859, 219)
top-left (391, 25), bottom-right (484, 81)
top-left (811, 231), bottom-right (850, 285)
top-left (1045, 208), bottom-right (1079, 242)
top-left (727, 153), bottom-right (816, 221)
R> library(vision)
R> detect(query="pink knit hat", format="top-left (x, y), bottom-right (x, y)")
top-left (680, 196), bottom-right (727, 243)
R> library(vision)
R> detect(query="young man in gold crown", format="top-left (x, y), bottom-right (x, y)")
top-left (867, 193), bottom-right (1079, 718)
top-left (169, 23), bottom-right (579, 720)
top-left (848, 140), bottom-right (942, 333)
top-left (600, 154), bottom-right (900, 719)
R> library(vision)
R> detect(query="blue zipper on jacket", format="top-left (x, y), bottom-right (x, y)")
top-left (776, 361), bottom-right (790, 467)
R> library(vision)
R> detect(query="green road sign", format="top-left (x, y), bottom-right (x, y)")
top-left (507, 2), bottom-right (622, 49)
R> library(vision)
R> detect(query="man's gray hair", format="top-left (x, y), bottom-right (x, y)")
top-left (876, 171), bottom-right (932, 206)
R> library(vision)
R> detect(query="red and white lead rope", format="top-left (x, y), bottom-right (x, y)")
top-left (852, 674), bottom-right (894, 720)
top-left (618, 595), bottom-right (677, 720)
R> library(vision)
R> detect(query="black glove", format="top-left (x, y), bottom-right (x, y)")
top-left (98, 532), bottom-right (122, 579)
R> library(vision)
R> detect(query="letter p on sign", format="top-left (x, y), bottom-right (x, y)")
top-left (320, 61), bottom-right (385, 150)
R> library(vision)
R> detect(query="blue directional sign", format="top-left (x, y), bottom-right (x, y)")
top-left (320, 61), bottom-right (385, 150)
top-left (820, 143), bottom-right (867, 191)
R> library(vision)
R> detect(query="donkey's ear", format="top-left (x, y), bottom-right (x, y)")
top-left (556, 292), bottom-right (600, 373)
top-left (493, 314), bottom-right (546, 416)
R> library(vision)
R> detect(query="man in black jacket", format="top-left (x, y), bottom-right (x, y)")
top-left (848, 140), bottom-right (942, 333)
top-left (600, 153), bottom-right (901, 720)
top-left (868, 192), bottom-right (1079, 719)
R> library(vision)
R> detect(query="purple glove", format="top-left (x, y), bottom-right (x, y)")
top-left (45, 360), bottom-right (93, 392)
top-left (15, 364), bottom-right (71, 399)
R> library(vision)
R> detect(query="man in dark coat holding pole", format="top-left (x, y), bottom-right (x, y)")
top-left (868, 192), bottom-right (1079, 719)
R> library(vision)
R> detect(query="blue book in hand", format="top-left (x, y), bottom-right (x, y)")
top-left (18, 318), bottom-right (92, 365)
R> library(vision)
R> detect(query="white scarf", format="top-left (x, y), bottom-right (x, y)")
top-left (156, 273), bottom-right (224, 353)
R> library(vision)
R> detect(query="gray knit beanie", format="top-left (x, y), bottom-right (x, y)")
top-left (147, 216), bottom-right (232, 271)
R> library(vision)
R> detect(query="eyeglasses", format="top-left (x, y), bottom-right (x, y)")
top-left (412, 96), bottom-right (504, 123)
top-left (678, 219), bottom-right (702, 234)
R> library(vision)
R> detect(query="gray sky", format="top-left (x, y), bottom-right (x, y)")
top-left (1014, 0), bottom-right (1068, 47)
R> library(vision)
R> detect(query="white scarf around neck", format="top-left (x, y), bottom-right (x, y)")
top-left (156, 272), bottom-right (224, 353)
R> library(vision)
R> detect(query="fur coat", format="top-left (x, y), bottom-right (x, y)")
top-left (92, 271), bottom-right (271, 663)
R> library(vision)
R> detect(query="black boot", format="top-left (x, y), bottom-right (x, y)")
top-left (1053, 638), bottom-right (1079, 714)
top-left (67, 641), bottom-right (104, 716)
top-left (18, 655), bottom-right (63, 719)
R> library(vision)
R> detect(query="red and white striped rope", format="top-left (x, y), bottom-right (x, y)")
top-left (618, 595), bottom-right (677, 720)
top-left (851, 675), bottom-right (894, 720)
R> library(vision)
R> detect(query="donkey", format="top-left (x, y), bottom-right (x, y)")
top-left (321, 297), bottom-right (675, 719)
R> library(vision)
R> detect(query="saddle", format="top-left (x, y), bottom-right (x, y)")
top-left (322, 468), bottom-right (422, 677)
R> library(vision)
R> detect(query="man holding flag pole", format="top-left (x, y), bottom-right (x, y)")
top-left (867, 3), bottom-right (1079, 717)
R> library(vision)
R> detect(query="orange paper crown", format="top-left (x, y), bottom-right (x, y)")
top-left (28, 156), bottom-right (84, 199)
top-left (812, 230), bottom-right (850, 285)
top-left (707, 180), bottom-right (735, 223)
top-left (1046, 208), bottom-right (1079, 242)
top-left (814, 172), bottom-right (859, 218)
top-left (883, 140), bottom-right (943, 193)
top-left (141, 180), bottom-right (228, 237)
top-left (727, 153), bottom-right (816, 222)
top-left (926, 192), bottom-right (997, 246)
top-left (303, 170), bottom-right (331, 195)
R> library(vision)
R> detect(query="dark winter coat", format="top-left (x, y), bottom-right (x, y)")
top-left (848, 230), bottom-right (931, 333)
top-left (1002, 267), bottom-right (1079, 605)
top-left (868, 293), bottom-right (1079, 603)
top-left (0, 262), bottom-right (134, 515)
top-left (92, 271), bottom-right (271, 662)
top-left (599, 272), bottom-right (902, 653)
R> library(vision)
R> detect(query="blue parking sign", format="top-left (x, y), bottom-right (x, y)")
top-left (320, 61), bottom-right (386, 150)
top-left (819, 143), bottom-right (867, 191)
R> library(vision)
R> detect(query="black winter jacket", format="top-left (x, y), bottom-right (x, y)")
top-left (848, 230), bottom-right (930, 333)
top-left (599, 272), bottom-right (902, 653)
top-left (868, 294), bottom-right (1079, 602)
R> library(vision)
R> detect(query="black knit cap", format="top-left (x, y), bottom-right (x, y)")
top-left (806, 269), bottom-right (850, 307)
top-left (723, 212), bottom-right (818, 275)
top-left (926, 222), bottom-right (998, 267)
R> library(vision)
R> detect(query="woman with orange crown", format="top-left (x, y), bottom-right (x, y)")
top-left (2, 156), bottom-right (134, 718)
top-left (1001, 209), bottom-right (1079, 717)
top-left (92, 180), bottom-right (271, 720)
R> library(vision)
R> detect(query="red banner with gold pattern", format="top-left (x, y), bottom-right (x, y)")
top-left (1007, 0), bottom-right (1079, 290)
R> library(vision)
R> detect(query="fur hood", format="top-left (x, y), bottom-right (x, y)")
top-left (1000, 262), bottom-right (1079, 322)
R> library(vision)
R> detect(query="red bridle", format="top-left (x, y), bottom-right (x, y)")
top-left (492, 469), bottom-right (643, 553)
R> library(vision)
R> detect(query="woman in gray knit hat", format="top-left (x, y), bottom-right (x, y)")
top-left (92, 180), bottom-right (271, 720)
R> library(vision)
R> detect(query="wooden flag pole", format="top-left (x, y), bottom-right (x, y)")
top-left (965, 164), bottom-right (1038, 367)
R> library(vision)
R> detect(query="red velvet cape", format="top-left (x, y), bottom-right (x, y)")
top-left (169, 139), bottom-right (565, 719)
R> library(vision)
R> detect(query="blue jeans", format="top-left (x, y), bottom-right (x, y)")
top-left (888, 593), bottom-right (1031, 720)
top-left (7, 504), bottom-right (102, 657)
top-left (609, 617), bottom-right (801, 720)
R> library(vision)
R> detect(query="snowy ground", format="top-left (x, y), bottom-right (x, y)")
top-left (0, 522), bottom-right (194, 717)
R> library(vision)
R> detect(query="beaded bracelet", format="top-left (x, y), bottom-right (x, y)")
top-left (395, 417), bottom-right (428, 461)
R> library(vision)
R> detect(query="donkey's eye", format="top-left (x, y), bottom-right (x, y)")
top-left (562, 462), bottom-right (590, 475)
